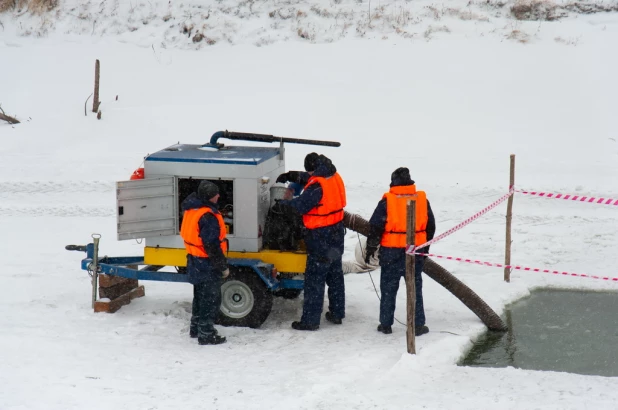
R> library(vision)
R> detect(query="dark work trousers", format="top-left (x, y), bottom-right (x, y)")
top-left (300, 254), bottom-right (345, 326)
top-left (379, 252), bottom-right (426, 327)
top-left (190, 271), bottom-right (222, 339)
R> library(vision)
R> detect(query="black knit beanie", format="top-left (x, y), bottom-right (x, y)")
top-left (198, 180), bottom-right (219, 201)
top-left (390, 167), bottom-right (414, 187)
top-left (304, 152), bottom-right (319, 172)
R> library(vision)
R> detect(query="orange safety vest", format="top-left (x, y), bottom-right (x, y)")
top-left (180, 207), bottom-right (228, 258)
top-left (302, 172), bottom-right (347, 229)
top-left (380, 185), bottom-right (428, 248)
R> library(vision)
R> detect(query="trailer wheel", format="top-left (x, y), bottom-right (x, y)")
top-left (217, 267), bottom-right (273, 329)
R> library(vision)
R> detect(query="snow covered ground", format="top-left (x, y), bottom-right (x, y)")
top-left (1, 1), bottom-right (618, 409)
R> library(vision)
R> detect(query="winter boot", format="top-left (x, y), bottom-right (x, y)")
top-left (325, 311), bottom-right (342, 325)
top-left (189, 328), bottom-right (198, 338)
top-left (415, 325), bottom-right (429, 336)
top-left (198, 334), bottom-right (227, 345)
top-left (377, 324), bottom-right (392, 334)
top-left (291, 321), bottom-right (319, 331)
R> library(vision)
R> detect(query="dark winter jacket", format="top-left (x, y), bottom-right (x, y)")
top-left (279, 155), bottom-right (345, 261)
top-left (367, 180), bottom-right (436, 265)
top-left (263, 202), bottom-right (305, 251)
top-left (181, 193), bottom-right (228, 285)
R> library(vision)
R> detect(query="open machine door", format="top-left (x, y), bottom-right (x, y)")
top-left (116, 177), bottom-right (177, 240)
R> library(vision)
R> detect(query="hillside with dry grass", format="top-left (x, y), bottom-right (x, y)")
top-left (0, 0), bottom-right (617, 46)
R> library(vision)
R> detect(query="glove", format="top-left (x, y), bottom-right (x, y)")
top-left (277, 171), bottom-right (302, 184)
top-left (276, 172), bottom-right (290, 183)
top-left (222, 268), bottom-right (230, 279)
top-left (364, 245), bottom-right (378, 264)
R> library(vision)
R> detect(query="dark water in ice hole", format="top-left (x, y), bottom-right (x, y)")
top-left (460, 289), bottom-right (618, 377)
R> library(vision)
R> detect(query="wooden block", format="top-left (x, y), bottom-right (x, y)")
top-left (98, 274), bottom-right (138, 288)
top-left (99, 280), bottom-right (139, 300)
top-left (94, 286), bottom-right (145, 313)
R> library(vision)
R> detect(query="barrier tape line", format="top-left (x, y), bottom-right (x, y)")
top-left (414, 252), bottom-right (618, 282)
top-left (406, 187), bottom-right (514, 255)
top-left (516, 189), bottom-right (618, 206)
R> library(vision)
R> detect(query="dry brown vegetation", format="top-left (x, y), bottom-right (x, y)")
top-left (0, 0), bottom-right (58, 14)
top-left (511, 0), bottom-right (618, 21)
top-left (0, 0), bottom-right (16, 13)
top-left (1, 0), bottom-right (617, 46)
top-left (506, 28), bottom-right (531, 43)
top-left (511, 0), bottom-right (564, 20)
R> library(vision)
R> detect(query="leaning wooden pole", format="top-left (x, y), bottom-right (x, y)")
top-left (504, 154), bottom-right (515, 282)
top-left (92, 59), bottom-right (101, 113)
top-left (405, 200), bottom-right (417, 354)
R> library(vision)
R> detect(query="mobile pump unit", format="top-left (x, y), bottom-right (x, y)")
top-left (66, 131), bottom-right (340, 328)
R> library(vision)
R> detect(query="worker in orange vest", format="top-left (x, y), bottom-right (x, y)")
top-left (365, 167), bottom-right (436, 336)
top-left (180, 180), bottom-right (229, 345)
top-left (277, 153), bottom-right (347, 330)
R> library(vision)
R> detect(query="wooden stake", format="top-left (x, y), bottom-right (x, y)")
top-left (504, 154), bottom-right (515, 282)
top-left (405, 199), bottom-right (417, 354)
top-left (92, 59), bottom-right (100, 113)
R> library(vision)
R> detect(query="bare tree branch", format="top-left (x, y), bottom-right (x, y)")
top-left (85, 93), bottom-right (93, 116)
top-left (0, 105), bottom-right (20, 124)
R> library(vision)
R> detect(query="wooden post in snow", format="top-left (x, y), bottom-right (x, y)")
top-left (405, 199), bottom-right (417, 354)
top-left (504, 154), bottom-right (515, 282)
top-left (92, 59), bottom-right (101, 113)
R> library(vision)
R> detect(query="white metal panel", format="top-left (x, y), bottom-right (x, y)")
top-left (116, 177), bottom-right (177, 240)
top-left (143, 151), bottom-right (285, 180)
top-left (145, 160), bottom-right (260, 179)
top-left (234, 178), bottom-right (258, 241)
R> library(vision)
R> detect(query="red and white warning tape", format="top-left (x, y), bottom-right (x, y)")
top-left (415, 252), bottom-right (618, 282)
top-left (516, 189), bottom-right (618, 206)
top-left (406, 187), bottom-right (514, 255)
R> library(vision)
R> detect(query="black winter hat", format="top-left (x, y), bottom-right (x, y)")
top-left (390, 167), bottom-right (415, 187)
top-left (198, 180), bottom-right (219, 202)
top-left (304, 152), bottom-right (319, 172)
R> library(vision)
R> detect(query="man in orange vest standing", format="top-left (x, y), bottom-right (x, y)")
top-left (276, 153), bottom-right (347, 330)
top-left (180, 180), bottom-right (229, 345)
top-left (365, 167), bottom-right (436, 336)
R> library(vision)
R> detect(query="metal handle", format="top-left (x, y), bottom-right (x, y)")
top-left (91, 234), bottom-right (101, 309)
top-left (65, 245), bottom-right (87, 252)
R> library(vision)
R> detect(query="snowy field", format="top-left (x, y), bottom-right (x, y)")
top-left (1, 1), bottom-right (618, 409)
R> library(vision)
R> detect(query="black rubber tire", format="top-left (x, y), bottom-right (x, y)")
top-left (273, 289), bottom-right (302, 299)
top-left (217, 267), bottom-right (273, 329)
